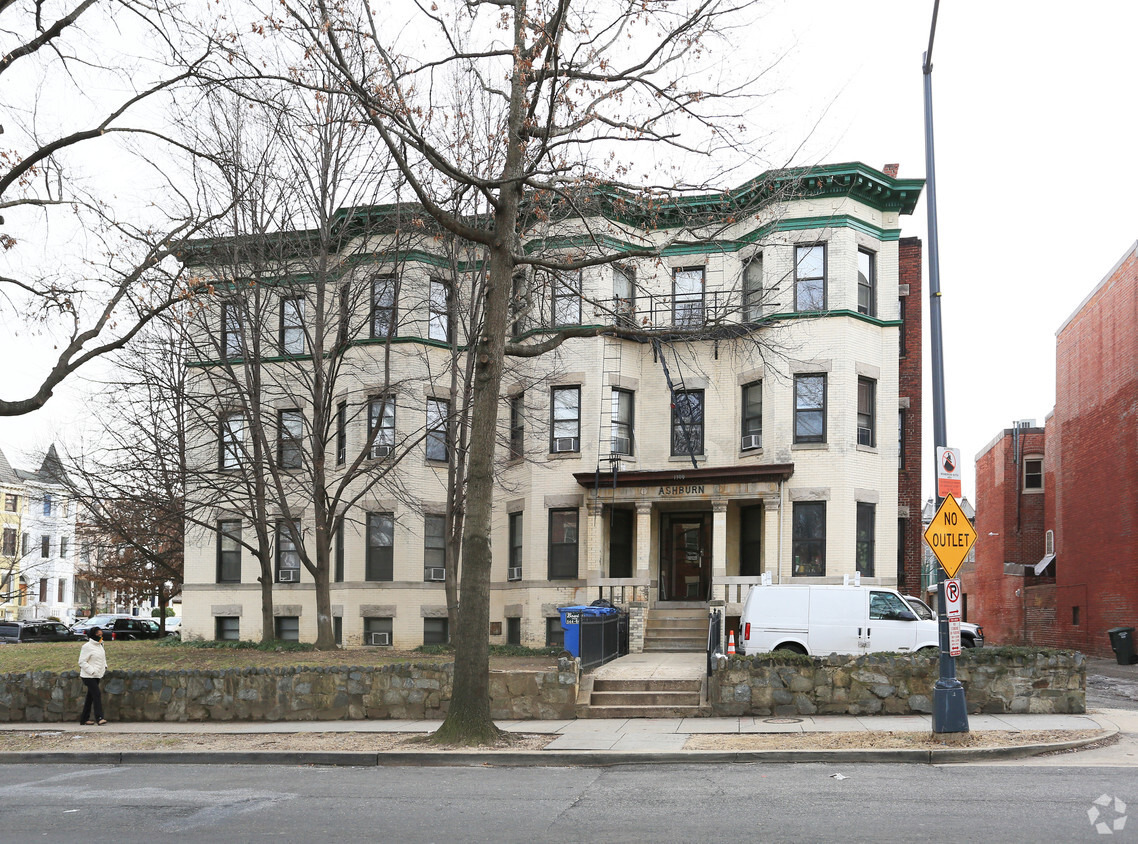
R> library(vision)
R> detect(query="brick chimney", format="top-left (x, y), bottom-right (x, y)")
top-left (883, 163), bottom-right (899, 178)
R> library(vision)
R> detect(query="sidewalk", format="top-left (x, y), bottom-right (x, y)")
top-left (0, 711), bottom-right (1115, 767)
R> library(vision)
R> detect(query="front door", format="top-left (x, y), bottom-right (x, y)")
top-left (660, 513), bottom-right (710, 602)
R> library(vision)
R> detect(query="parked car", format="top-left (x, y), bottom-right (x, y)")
top-left (902, 595), bottom-right (985, 648)
top-left (738, 584), bottom-right (940, 656)
top-left (70, 614), bottom-right (135, 638)
top-left (0, 620), bottom-right (82, 643)
top-left (99, 617), bottom-right (164, 640)
top-left (161, 617), bottom-right (181, 638)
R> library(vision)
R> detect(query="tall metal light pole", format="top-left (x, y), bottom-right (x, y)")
top-left (922, 0), bottom-right (969, 734)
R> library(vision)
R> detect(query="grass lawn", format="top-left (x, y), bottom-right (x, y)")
top-left (0, 641), bottom-right (558, 674)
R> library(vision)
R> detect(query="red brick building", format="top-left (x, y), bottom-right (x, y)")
top-left (970, 241), bottom-right (1138, 656)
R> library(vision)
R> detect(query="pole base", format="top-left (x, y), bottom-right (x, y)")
top-left (932, 679), bottom-right (969, 734)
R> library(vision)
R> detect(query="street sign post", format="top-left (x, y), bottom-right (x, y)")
top-left (948, 620), bottom-right (961, 656)
top-left (944, 578), bottom-right (962, 620)
top-left (923, 495), bottom-right (977, 579)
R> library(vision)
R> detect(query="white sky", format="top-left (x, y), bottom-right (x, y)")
top-left (3, 0), bottom-right (1137, 501)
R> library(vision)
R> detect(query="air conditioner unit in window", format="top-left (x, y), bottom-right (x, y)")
top-left (427, 567), bottom-right (446, 582)
top-left (857, 427), bottom-right (874, 446)
top-left (741, 433), bottom-right (762, 451)
top-left (611, 436), bottom-right (631, 455)
top-left (370, 444), bottom-right (392, 458)
top-left (507, 567), bottom-right (522, 581)
top-left (553, 437), bottom-right (579, 453)
top-left (370, 632), bottom-right (391, 646)
top-left (278, 569), bottom-right (297, 583)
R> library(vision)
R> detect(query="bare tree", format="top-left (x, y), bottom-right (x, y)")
top-left (0, 0), bottom-right (224, 415)
top-left (256, 0), bottom-right (782, 743)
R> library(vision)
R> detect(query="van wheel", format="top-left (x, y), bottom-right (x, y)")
top-left (773, 643), bottom-right (807, 655)
top-left (918, 646), bottom-right (938, 655)
top-left (961, 638), bottom-right (976, 649)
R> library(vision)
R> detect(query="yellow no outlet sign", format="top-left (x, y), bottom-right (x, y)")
top-left (923, 494), bottom-right (977, 578)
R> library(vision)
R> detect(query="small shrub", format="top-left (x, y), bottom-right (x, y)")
top-left (414, 644), bottom-right (455, 655)
top-left (153, 638), bottom-right (316, 652)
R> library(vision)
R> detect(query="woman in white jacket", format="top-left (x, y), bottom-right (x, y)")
top-left (78, 627), bottom-right (108, 725)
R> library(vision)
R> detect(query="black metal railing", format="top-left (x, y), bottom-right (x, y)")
top-left (707, 608), bottom-right (723, 677)
top-left (578, 610), bottom-right (627, 670)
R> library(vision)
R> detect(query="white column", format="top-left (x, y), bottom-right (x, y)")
top-left (585, 501), bottom-right (603, 585)
top-left (711, 501), bottom-right (728, 601)
top-left (634, 501), bottom-right (652, 602)
top-left (764, 498), bottom-right (782, 579)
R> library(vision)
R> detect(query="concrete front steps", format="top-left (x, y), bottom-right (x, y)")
top-left (578, 677), bottom-right (705, 719)
top-left (643, 607), bottom-right (708, 652)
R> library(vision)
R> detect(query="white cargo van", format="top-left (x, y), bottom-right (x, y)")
top-left (737, 584), bottom-right (940, 656)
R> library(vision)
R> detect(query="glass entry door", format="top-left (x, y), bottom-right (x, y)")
top-left (660, 513), bottom-right (710, 602)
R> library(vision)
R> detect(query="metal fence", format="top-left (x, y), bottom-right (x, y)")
top-left (578, 611), bottom-right (627, 671)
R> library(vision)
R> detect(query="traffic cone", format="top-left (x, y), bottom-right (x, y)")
top-left (727, 631), bottom-right (736, 655)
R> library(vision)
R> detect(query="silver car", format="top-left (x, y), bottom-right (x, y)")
top-left (903, 595), bottom-right (984, 648)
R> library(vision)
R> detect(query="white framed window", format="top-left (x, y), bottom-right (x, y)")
top-left (794, 244), bottom-right (825, 311)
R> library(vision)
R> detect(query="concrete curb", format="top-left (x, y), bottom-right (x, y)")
top-left (0, 729), bottom-right (1114, 767)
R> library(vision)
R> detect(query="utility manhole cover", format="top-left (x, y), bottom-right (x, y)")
top-left (763, 718), bottom-right (803, 724)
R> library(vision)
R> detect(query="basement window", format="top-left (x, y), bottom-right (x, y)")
top-left (1072, 606), bottom-right (1080, 627)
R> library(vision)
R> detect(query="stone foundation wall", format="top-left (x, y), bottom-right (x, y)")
top-left (710, 650), bottom-right (1085, 716)
top-left (0, 659), bottom-right (580, 723)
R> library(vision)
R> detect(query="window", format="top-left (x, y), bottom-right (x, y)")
top-left (43, 494), bottom-right (53, 517)
top-left (743, 254), bottom-right (763, 321)
top-left (509, 394), bottom-right (524, 460)
top-left (794, 374), bottom-right (826, 444)
top-left (794, 244), bottom-right (825, 311)
top-left (428, 278), bottom-right (451, 343)
top-left (370, 274), bottom-right (397, 338)
top-left (280, 296), bottom-right (305, 355)
top-left (857, 249), bottom-right (876, 317)
top-left (740, 505), bottom-right (763, 577)
top-left (217, 520), bottom-right (241, 583)
top-left (506, 617), bottom-right (521, 646)
top-left (276, 520), bottom-right (301, 578)
top-left (548, 508), bottom-right (579, 580)
top-left (671, 389), bottom-right (704, 456)
top-left (508, 512), bottom-right (523, 578)
top-left (426, 398), bottom-right (449, 462)
top-left (4, 494), bottom-right (17, 512)
top-left (368, 397), bottom-right (395, 458)
top-left (869, 591), bottom-right (910, 620)
top-left (673, 267), bottom-right (704, 327)
top-left (898, 297), bottom-right (907, 357)
top-left (278, 409), bottom-right (303, 470)
top-left (545, 617), bottom-right (564, 648)
top-left (856, 502), bottom-right (875, 577)
top-left (423, 617), bottom-right (449, 645)
top-left (336, 401), bottom-right (347, 465)
top-left (1024, 458), bottom-right (1043, 491)
top-left (338, 284), bottom-right (351, 345)
top-left (611, 388), bottom-right (634, 455)
top-left (21, 532), bottom-right (29, 557)
top-left (222, 302), bottom-right (243, 358)
top-left (334, 617), bottom-right (342, 645)
top-left (792, 501), bottom-right (825, 576)
top-left (550, 387), bottom-right (580, 452)
top-left (613, 266), bottom-right (635, 325)
top-left (274, 616), bottom-right (299, 642)
top-left (608, 508), bottom-right (633, 578)
top-left (364, 617), bottom-right (393, 647)
top-left (424, 514), bottom-right (446, 580)
top-left (220, 412), bottom-right (244, 469)
top-left (41, 535), bottom-right (50, 558)
top-left (857, 377), bottom-right (876, 447)
top-left (2, 528), bottom-right (15, 557)
top-left (1072, 606), bottom-right (1080, 626)
top-left (366, 512), bottom-right (394, 581)
top-left (57, 579), bottom-right (66, 603)
top-left (741, 381), bottom-right (762, 449)
top-left (334, 520), bottom-right (344, 583)
top-left (39, 578), bottom-right (48, 602)
top-left (551, 272), bottom-right (581, 326)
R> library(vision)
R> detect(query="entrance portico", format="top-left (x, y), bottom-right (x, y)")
top-left (574, 464), bottom-right (794, 617)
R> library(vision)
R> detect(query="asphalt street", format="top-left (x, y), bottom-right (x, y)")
top-left (2, 761), bottom-right (1136, 842)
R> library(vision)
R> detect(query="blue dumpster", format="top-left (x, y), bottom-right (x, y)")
top-left (559, 605), bottom-right (620, 667)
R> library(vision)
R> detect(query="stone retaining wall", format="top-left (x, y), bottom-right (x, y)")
top-left (710, 650), bottom-right (1085, 716)
top-left (0, 659), bottom-right (580, 723)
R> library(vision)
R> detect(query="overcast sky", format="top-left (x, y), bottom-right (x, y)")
top-left (2, 1), bottom-right (1136, 504)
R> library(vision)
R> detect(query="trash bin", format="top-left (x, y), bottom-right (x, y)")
top-left (558, 606), bottom-right (592, 657)
top-left (1107, 627), bottom-right (1138, 665)
top-left (590, 599), bottom-right (629, 656)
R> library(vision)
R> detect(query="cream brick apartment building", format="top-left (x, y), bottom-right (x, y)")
top-left (179, 162), bottom-right (925, 649)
